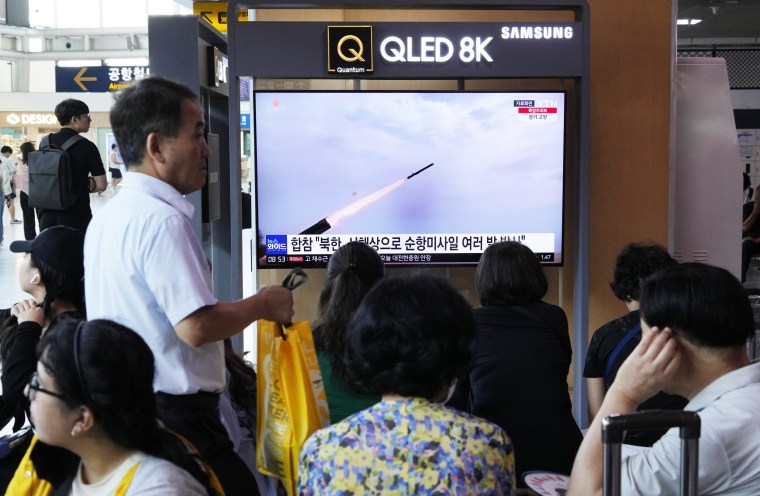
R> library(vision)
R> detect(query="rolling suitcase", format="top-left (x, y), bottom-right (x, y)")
top-left (602, 410), bottom-right (701, 496)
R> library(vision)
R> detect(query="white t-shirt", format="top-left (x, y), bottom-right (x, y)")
top-left (71, 452), bottom-right (207, 496)
top-left (84, 172), bottom-right (223, 394)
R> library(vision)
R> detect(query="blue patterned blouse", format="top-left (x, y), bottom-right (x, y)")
top-left (298, 397), bottom-right (515, 495)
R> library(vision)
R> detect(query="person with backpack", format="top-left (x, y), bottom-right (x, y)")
top-left (35, 99), bottom-right (106, 234)
top-left (583, 242), bottom-right (687, 446)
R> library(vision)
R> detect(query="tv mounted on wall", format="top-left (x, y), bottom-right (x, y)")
top-left (253, 90), bottom-right (566, 268)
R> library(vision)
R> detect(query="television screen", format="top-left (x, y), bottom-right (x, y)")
top-left (254, 90), bottom-right (566, 268)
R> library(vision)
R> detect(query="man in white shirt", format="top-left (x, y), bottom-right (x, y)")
top-left (84, 76), bottom-right (293, 495)
top-left (569, 263), bottom-right (760, 495)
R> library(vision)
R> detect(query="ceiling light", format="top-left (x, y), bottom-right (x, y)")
top-left (677, 18), bottom-right (702, 26)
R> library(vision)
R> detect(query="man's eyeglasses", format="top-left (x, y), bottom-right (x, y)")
top-left (78, 114), bottom-right (91, 120)
top-left (26, 372), bottom-right (69, 402)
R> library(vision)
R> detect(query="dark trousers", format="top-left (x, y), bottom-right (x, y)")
top-left (38, 209), bottom-right (91, 235)
top-left (156, 392), bottom-right (260, 496)
top-left (19, 191), bottom-right (37, 240)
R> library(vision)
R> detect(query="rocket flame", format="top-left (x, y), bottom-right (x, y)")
top-left (326, 179), bottom-right (406, 227)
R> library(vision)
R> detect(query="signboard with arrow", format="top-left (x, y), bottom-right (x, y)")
top-left (55, 66), bottom-right (150, 92)
top-left (193, 1), bottom-right (249, 33)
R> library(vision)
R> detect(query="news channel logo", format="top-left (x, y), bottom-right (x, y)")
top-left (265, 235), bottom-right (288, 255)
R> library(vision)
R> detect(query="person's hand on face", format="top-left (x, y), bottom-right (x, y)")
top-left (13, 299), bottom-right (44, 327)
top-left (608, 325), bottom-right (681, 406)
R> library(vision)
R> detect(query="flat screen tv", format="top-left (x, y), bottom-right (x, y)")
top-left (253, 90), bottom-right (566, 268)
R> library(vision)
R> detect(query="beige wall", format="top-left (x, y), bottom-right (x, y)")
top-left (586, 0), bottom-right (673, 335)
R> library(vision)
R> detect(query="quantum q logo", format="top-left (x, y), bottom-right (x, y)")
top-left (338, 35), bottom-right (364, 62)
top-left (328, 25), bottom-right (374, 74)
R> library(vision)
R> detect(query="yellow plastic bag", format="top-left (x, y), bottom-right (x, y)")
top-left (256, 319), bottom-right (330, 496)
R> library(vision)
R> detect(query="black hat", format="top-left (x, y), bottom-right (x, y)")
top-left (10, 226), bottom-right (85, 279)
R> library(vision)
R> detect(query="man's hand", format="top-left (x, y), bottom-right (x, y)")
top-left (175, 285), bottom-right (294, 347)
top-left (568, 325), bottom-right (681, 496)
top-left (608, 326), bottom-right (681, 406)
top-left (256, 285), bottom-right (294, 323)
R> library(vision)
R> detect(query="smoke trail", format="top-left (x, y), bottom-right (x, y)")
top-left (326, 179), bottom-right (406, 227)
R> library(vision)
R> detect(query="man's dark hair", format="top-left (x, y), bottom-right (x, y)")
top-left (610, 242), bottom-right (677, 302)
top-left (343, 273), bottom-right (475, 401)
top-left (54, 99), bottom-right (89, 126)
top-left (0, 145), bottom-right (11, 154)
top-left (109, 76), bottom-right (198, 167)
top-left (475, 241), bottom-right (548, 306)
top-left (640, 263), bottom-right (754, 348)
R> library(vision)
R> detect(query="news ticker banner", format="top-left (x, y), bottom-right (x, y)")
top-left (264, 232), bottom-right (555, 261)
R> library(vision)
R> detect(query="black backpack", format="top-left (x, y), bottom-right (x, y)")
top-left (28, 134), bottom-right (83, 210)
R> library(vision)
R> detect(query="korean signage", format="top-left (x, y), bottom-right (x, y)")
top-left (55, 66), bottom-right (150, 93)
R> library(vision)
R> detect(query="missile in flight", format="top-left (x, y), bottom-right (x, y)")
top-left (299, 163), bottom-right (435, 235)
top-left (406, 162), bottom-right (434, 180)
top-left (300, 217), bottom-right (332, 235)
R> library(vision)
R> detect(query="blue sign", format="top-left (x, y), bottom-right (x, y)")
top-left (240, 113), bottom-right (251, 129)
top-left (55, 66), bottom-right (150, 93)
top-left (265, 235), bottom-right (288, 255)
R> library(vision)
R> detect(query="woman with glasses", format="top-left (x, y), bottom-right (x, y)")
top-left (8, 317), bottom-right (221, 495)
top-left (0, 226), bottom-right (86, 489)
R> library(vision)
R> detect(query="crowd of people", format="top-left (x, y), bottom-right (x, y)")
top-left (0, 75), bottom-right (758, 495)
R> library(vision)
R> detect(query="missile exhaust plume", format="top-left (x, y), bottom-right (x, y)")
top-left (298, 163), bottom-right (435, 235)
top-left (327, 179), bottom-right (405, 227)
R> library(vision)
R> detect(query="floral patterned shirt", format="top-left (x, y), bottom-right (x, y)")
top-left (298, 397), bottom-right (515, 495)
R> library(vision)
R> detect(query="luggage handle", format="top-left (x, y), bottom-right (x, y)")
top-left (602, 410), bottom-right (700, 443)
top-left (602, 410), bottom-right (700, 496)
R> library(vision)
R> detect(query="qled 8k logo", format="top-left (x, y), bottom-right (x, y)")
top-left (266, 235), bottom-right (288, 255)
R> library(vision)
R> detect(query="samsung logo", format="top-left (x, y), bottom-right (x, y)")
top-left (501, 26), bottom-right (574, 40)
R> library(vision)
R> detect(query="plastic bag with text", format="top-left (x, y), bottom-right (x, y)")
top-left (256, 319), bottom-right (330, 496)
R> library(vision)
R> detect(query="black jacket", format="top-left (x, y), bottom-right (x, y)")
top-left (449, 302), bottom-right (582, 484)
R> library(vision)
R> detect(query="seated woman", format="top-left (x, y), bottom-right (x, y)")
top-left (583, 242), bottom-right (686, 445)
top-left (449, 241), bottom-right (582, 484)
top-left (0, 226), bottom-right (86, 488)
top-left (8, 318), bottom-right (221, 495)
top-left (299, 273), bottom-right (515, 495)
top-left (313, 241), bottom-right (384, 424)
